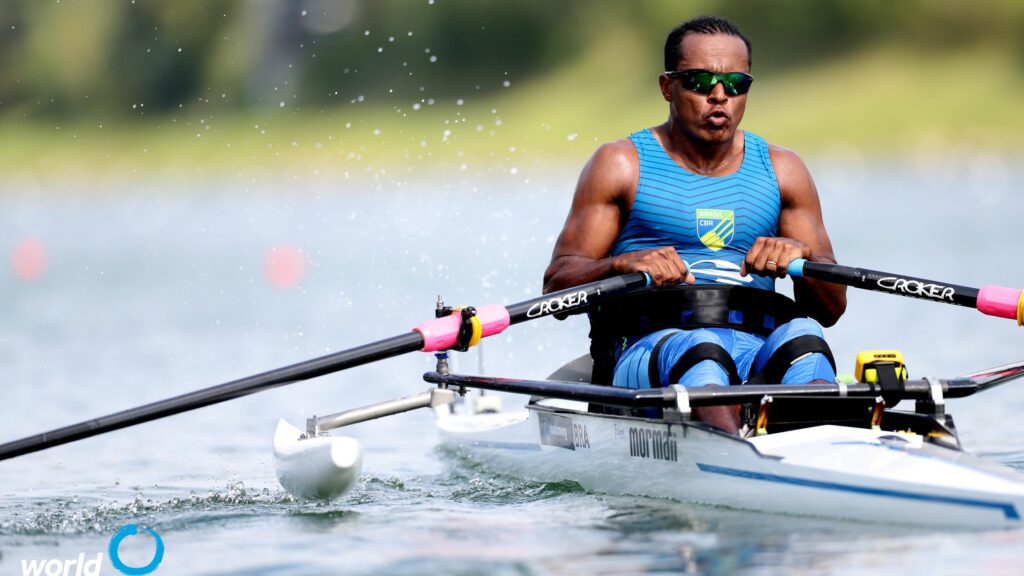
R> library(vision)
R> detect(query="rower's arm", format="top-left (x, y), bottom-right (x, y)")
top-left (543, 140), bottom-right (693, 293)
top-left (772, 146), bottom-right (847, 326)
top-left (543, 141), bottom-right (633, 293)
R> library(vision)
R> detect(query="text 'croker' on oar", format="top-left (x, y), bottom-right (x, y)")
top-left (0, 273), bottom-right (652, 462)
top-left (787, 259), bottom-right (1024, 326)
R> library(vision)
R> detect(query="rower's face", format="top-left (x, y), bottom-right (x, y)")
top-left (660, 33), bottom-right (749, 145)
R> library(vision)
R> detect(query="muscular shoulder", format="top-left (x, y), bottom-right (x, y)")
top-left (767, 143), bottom-right (816, 206)
top-left (577, 138), bottom-right (639, 205)
top-left (592, 137), bottom-right (638, 167)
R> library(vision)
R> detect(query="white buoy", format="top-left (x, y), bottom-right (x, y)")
top-left (273, 419), bottom-right (362, 500)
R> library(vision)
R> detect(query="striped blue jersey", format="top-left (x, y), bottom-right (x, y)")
top-left (611, 129), bottom-right (781, 291)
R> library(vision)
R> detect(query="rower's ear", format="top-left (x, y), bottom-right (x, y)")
top-left (659, 73), bottom-right (673, 102)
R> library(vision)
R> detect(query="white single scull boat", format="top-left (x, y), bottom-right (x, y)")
top-left (274, 352), bottom-right (1024, 528)
top-left (437, 359), bottom-right (1024, 528)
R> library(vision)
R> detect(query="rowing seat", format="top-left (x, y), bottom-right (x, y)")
top-left (545, 354), bottom-right (649, 415)
top-left (545, 354), bottom-right (594, 383)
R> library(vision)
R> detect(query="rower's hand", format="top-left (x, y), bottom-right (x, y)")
top-left (740, 237), bottom-right (811, 279)
top-left (613, 247), bottom-right (695, 288)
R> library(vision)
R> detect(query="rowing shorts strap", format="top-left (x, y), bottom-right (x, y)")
top-left (746, 335), bottom-right (836, 385)
top-left (664, 342), bottom-right (742, 386)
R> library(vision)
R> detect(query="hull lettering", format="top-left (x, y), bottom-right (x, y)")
top-left (628, 427), bottom-right (678, 462)
top-left (539, 413), bottom-right (591, 450)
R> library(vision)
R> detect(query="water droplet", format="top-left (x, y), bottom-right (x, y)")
top-left (502, 80), bottom-right (511, 88)
top-left (567, 133), bottom-right (578, 141)
top-left (429, 55), bottom-right (437, 63)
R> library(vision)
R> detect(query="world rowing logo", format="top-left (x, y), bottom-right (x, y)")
top-left (109, 525), bottom-right (164, 575)
top-left (696, 208), bottom-right (734, 252)
top-left (19, 525), bottom-right (164, 576)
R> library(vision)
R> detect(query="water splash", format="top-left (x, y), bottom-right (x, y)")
top-left (0, 481), bottom-right (296, 536)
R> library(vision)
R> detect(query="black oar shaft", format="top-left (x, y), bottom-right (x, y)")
top-left (794, 260), bottom-right (979, 308)
top-left (0, 273), bottom-right (651, 462)
top-left (0, 333), bottom-right (424, 461)
top-left (505, 274), bottom-right (651, 323)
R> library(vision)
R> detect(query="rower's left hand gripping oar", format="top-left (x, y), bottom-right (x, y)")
top-left (788, 259), bottom-right (1024, 326)
top-left (0, 273), bottom-right (651, 462)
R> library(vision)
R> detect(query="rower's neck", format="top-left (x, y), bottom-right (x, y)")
top-left (657, 121), bottom-right (742, 177)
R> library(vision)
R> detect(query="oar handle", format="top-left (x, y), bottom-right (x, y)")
top-left (788, 259), bottom-right (1024, 325)
top-left (977, 285), bottom-right (1024, 326)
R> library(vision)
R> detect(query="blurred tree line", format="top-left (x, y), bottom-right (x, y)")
top-left (0, 0), bottom-right (1021, 120)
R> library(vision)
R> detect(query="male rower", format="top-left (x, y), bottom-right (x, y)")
top-left (542, 16), bottom-right (846, 433)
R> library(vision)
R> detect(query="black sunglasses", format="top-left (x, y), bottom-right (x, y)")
top-left (665, 69), bottom-right (754, 96)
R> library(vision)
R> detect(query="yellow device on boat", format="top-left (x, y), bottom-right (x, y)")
top-left (856, 350), bottom-right (908, 383)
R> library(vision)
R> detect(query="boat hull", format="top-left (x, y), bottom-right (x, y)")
top-left (436, 401), bottom-right (1024, 528)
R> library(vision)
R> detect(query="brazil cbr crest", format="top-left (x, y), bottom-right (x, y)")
top-left (696, 208), bottom-right (734, 252)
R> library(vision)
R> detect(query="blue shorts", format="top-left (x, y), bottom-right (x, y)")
top-left (612, 318), bottom-right (835, 389)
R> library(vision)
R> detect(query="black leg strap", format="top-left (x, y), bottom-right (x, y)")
top-left (745, 335), bottom-right (836, 385)
top-left (667, 342), bottom-right (742, 386)
top-left (647, 332), bottom-right (675, 388)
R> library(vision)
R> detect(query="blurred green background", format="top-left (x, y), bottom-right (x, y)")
top-left (1, 0), bottom-right (1022, 178)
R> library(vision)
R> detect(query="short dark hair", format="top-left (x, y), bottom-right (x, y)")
top-left (664, 16), bottom-right (752, 71)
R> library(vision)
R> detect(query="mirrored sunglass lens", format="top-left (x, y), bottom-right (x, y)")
top-left (722, 74), bottom-right (752, 95)
top-left (678, 71), bottom-right (751, 95)
top-left (719, 77), bottom-right (739, 96)
top-left (684, 72), bottom-right (715, 93)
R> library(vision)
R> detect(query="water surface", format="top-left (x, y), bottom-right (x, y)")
top-left (2, 158), bottom-right (1023, 574)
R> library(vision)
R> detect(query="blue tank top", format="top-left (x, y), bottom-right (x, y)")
top-left (611, 128), bottom-right (781, 291)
